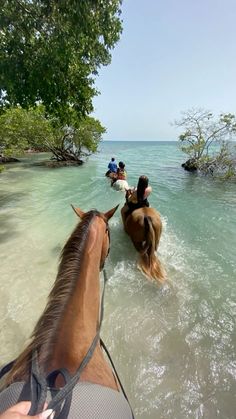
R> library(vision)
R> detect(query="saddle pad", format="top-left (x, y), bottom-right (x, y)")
top-left (0, 381), bottom-right (133, 418)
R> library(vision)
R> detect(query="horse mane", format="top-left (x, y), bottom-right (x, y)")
top-left (5, 210), bottom-right (101, 385)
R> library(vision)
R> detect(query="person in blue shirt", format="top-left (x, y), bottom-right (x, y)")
top-left (105, 157), bottom-right (118, 177)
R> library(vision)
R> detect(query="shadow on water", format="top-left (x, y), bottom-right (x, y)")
top-left (0, 191), bottom-right (29, 242)
top-left (0, 290), bottom-right (27, 362)
top-left (0, 190), bottom-right (28, 208)
top-left (51, 244), bottom-right (62, 257)
top-left (0, 214), bottom-right (19, 242)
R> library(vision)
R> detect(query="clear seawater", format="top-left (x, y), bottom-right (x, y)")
top-left (0, 141), bottom-right (236, 418)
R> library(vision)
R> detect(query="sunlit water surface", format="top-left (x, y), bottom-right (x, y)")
top-left (0, 141), bottom-right (236, 418)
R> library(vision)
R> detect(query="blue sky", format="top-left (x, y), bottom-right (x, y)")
top-left (93, 0), bottom-right (236, 140)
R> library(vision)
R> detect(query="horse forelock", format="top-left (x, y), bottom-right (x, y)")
top-left (5, 210), bottom-right (103, 384)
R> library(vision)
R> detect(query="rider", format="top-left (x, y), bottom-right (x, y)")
top-left (117, 162), bottom-right (127, 180)
top-left (124, 175), bottom-right (152, 217)
top-left (111, 162), bottom-right (127, 186)
top-left (106, 157), bottom-right (117, 176)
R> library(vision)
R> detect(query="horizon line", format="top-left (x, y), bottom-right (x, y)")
top-left (102, 139), bottom-right (177, 142)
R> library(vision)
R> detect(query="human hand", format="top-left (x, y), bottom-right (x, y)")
top-left (0, 402), bottom-right (53, 419)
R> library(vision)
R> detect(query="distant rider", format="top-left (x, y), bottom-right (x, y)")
top-left (111, 161), bottom-right (127, 186)
top-left (106, 157), bottom-right (118, 176)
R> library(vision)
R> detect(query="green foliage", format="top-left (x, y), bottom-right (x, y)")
top-left (46, 113), bottom-right (106, 162)
top-left (0, 106), bottom-right (105, 162)
top-left (198, 142), bottom-right (236, 180)
top-left (0, 106), bottom-right (54, 156)
top-left (73, 116), bottom-right (106, 156)
top-left (174, 108), bottom-right (236, 179)
top-left (0, 0), bottom-right (122, 122)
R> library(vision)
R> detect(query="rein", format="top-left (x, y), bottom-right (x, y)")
top-left (25, 268), bottom-right (110, 416)
top-left (0, 229), bottom-right (135, 418)
top-left (0, 215), bottom-right (134, 418)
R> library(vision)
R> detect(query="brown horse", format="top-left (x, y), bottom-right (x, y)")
top-left (0, 206), bottom-right (133, 418)
top-left (105, 171), bottom-right (117, 180)
top-left (121, 205), bottom-right (166, 283)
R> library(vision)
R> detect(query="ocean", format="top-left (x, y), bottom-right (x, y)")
top-left (0, 141), bottom-right (236, 418)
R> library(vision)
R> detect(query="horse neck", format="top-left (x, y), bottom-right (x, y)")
top-left (47, 217), bottom-right (105, 373)
top-left (5, 214), bottom-right (107, 383)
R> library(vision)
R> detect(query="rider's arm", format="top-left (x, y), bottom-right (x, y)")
top-left (144, 186), bottom-right (152, 199)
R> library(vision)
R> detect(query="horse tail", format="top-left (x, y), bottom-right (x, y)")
top-left (138, 216), bottom-right (166, 283)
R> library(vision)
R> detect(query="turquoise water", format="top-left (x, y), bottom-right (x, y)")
top-left (0, 141), bottom-right (236, 418)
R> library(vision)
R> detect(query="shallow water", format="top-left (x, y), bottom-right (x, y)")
top-left (0, 142), bottom-right (236, 418)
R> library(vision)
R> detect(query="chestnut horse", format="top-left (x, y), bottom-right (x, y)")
top-left (121, 205), bottom-right (166, 283)
top-left (105, 171), bottom-right (117, 180)
top-left (0, 206), bottom-right (134, 418)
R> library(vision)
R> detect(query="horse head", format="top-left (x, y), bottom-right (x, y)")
top-left (71, 204), bottom-right (119, 270)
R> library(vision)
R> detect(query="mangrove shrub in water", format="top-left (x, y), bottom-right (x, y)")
top-left (0, 106), bottom-right (105, 164)
top-left (174, 108), bottom-right (236, 179)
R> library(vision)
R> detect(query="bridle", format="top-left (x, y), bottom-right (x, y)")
top-left (27, 216), bottom-right (114, 415)
top-left (103, 215), bottom-right (111, 257)
top-left (106, 222), bottom-right (111, 256)
top-left (99, 215), bottom-right (111, 270)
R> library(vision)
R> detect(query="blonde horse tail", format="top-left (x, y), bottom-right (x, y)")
top-left (138, 216), bottom-right (166, 283)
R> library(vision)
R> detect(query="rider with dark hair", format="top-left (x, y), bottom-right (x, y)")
top-left (116, 162), bottom-right (127, 180)
top-left (124, 175), bottom-right (152, 216)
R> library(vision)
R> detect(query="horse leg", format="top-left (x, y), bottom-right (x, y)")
top-left (121, 205), bottom-right (130, 233)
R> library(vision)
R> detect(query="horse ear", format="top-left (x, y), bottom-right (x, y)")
top-left (71, 204), bottom-right (85, 219)
top-left (104, 204), bottom-right (119, 220)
